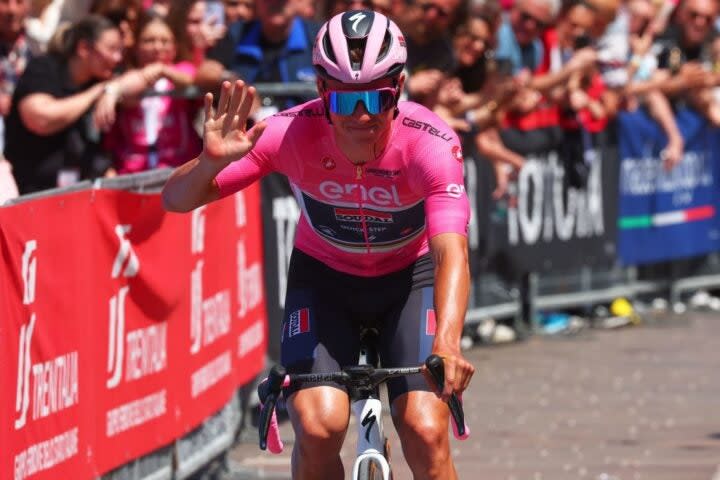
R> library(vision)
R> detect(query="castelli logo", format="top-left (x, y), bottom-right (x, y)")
top-left (322, 157), bottom-right (336, 170)
top-left (398, 36), bottom-right (406, 47)
top-left (451, 145), bottom-right (463, 162)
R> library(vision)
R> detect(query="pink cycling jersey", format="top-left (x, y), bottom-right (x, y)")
top-left (215, 98), bottom-right (470, 277)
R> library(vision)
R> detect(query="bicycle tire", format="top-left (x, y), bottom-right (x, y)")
top-left (357, 457), bottom-right (385, 480)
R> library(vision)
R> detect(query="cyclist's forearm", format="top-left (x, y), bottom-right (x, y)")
top-left (162, 155), bottom-right (223, 212)
top-left (430, 234), bottom-right (470, 353)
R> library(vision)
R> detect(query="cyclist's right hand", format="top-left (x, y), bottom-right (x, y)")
top-left (201, 80), bottom-right (267, 168)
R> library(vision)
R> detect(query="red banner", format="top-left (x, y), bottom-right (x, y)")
top-left (0, 185), bottom-right (266, 480)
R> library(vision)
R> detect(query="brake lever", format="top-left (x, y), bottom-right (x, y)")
top-left (258, 365), bottom-right (287, 452)
top-left (425, 354), bottom-right (470, 440)
top-left (258, 393), bottom-right (279, 451)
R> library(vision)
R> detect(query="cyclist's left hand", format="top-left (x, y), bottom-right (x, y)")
top-left (426, 349), bottom-right (475, 402)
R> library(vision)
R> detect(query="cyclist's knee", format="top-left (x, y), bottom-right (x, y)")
top-left (393, 392), bottom-right (450, 460)
top-left (288, 387), bottom-right (349, 453)
top-left (398, 413), bottom-right (449, 455)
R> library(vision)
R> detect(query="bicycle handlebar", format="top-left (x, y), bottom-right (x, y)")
top-left (257, 355), bottom-right (469, 453)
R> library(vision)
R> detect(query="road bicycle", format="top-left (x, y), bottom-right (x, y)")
top-left (257, 331), bottom-right (469, 480)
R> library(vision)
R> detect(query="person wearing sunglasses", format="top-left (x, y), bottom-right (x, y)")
top-left (650, 0), bottom-right (720, 124)
top-left (163, 10), bottom-right (473, 480)
top-left (390, 0), bottom-right (462, 108)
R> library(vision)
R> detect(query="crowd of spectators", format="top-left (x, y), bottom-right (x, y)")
top-left (0, 0), bottom-right (718, 202)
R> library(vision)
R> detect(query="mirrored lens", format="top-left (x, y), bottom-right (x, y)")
top-left (327, 89), bottom-right (396, 115)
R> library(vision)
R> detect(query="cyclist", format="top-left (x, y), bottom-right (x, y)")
top-left (162, 10), bottom-right (474, 480)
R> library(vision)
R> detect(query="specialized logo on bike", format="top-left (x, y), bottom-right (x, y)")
top-left (287, 308), bottom-right (311, 338)
top-left (361, 410), bottom-right (377, 442)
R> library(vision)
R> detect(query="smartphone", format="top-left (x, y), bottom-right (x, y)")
top-left (573, 34), bottom-right (593, 50)
top-left (205, 0), bottom-right (225, 26)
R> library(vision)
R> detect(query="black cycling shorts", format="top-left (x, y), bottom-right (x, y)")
top-left (281, 248), bottom-right (436, 405)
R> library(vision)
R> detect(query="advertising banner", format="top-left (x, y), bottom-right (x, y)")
top-left (481, 130), bottom-right (618, 277)
top-left (1, 186), bottom-right (266, 479)
top-left (617, 108), bottom-right (720, 264)
top-left (1, 192), bottom-right (95, 480)
top-left (260, 174), bottom-right (299, 363)
top-left (92, 191), bottom-right (186, 472)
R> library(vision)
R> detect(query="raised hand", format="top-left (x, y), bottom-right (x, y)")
top-left (201, 80), bottom-right (266, 168)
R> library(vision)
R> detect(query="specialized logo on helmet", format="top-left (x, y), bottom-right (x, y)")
top-left (349, 12), bottom-right (367, 33)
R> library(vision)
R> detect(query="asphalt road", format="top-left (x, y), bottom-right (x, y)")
top-left (225, 311), bottom-right (720, 480)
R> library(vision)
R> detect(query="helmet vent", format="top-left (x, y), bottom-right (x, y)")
top-left (322, 31), bottom-right (337, 64)
top-left (376, 25), bottom-right (393, 63)
top-left (347, 37), bottom-right (367, 71)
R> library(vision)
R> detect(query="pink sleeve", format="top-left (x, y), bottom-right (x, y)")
top-left (409, 125), bottom-right (470, 239)
top-left (214, 120), bottom-right (281, 197)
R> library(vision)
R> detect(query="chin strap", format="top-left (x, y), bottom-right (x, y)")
top-left (392, 77), bottom-right (401, 119)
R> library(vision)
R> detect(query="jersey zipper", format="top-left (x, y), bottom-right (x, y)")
top-left (355, 164), bottom-right (371, 254)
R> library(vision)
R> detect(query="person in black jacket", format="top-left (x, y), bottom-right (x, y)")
top-left (4, 15), bottom-right (124, 194)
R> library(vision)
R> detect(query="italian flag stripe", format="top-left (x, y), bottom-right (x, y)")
top-left (619, 206), bottom-right (715, 230)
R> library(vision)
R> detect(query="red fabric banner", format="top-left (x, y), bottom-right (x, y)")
top-left (0, 185), bottom-right (266, 480)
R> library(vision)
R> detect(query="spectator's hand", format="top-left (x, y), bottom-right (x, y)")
top-left (94, 84), bottom-right (120, 132)
top-left (548, 86), bottom-right (565, 104)
top-left (629, 32), bottom-right (653, 58)
top-left (437, 77), bottom-right (465, 107)
top-left (0, 93), bottom-right (11, 117)
top-left (568, 88), bottom-right (590, 111)
top-left (446, 115), bottom-right (472, 132)
top-left (510, 88), bottom-right (542, 113)
top-left (491, 155), bottom-right (523, 199)
top-left (199, 15), bottom-right (227, 50)
top-left (407, 69), bottom-right (444, 98)
top-left (566, 47), bottom-right (597, 73)
top-left (662, 135), bottom-right (684, 171)
top-left (141, 63), bottom-right (166, 87)
top-left (679, 62), bottom-right (712, 89)
top-left (201, 80), bottom-right (267, 168)
top-left (434, 102), bottom-right (471, 132)
top-left (488, 71), bottom-right (526, 105)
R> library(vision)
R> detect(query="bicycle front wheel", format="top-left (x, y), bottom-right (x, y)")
top-left (356, 457), bottom-right (385, 480)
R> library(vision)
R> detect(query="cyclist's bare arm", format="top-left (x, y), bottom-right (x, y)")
top-left (162, 156), bottom-right (223, 212)
top-left (162, 80), bottom-right (266, 212)
top-left (428, 232), bottom-right (474, 399)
